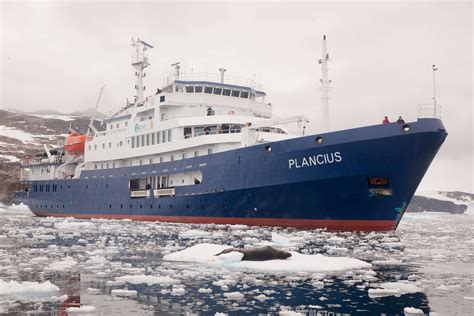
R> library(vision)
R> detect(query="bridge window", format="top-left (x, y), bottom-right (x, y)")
top-left (146, 134), bottom-right (150, 146)
top-left (157, 131), bottom-right (161, 144)
top-left (240, 91), bottom-right (249, 98)
top-left (151, 133), bottom-right (155, 145)
top-left (204, 86), bottom-right (213, 94)
top-left (168, 129), bottom-right (172, 142)
top-left (223, 89), bottom-right (231, 96)
top-left (213, 87), bottom-right (222, 95)
top-left (195, 86), bottom-right (203, 93)
top-left (141, 135), bottom-right (145, 147)
top-left (160, 95), bottom-right (165, 102)
top-left (185, 86), bottom-right (194, 93)
top-left (162, 130), bottom-right (167, 143)
top-left (231, 90), bottom-right (240, 97)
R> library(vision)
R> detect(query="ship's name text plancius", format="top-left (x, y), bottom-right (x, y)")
top-left (288, 152), bottom-right (342, 169)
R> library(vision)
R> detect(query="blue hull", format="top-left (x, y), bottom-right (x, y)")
top-left (14, 119), bottom-right (447, 231)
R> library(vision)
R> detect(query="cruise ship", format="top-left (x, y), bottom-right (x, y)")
top-left (14, 37), bottom-right (447, 231)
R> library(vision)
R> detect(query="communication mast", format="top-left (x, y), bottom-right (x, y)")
top-left (131, 38), bottom-right (153, 102)
top-left (318, 35), bottom-right (332, 132)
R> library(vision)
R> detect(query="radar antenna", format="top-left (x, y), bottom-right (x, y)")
top-left (131, 38), bottom-right (153, 102)
top-left (171, 62), bottom-right (181, 80)
top-left (318, 35), bottom-right (332, 132)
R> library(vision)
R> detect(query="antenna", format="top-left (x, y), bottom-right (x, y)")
top-left (432, 65), bottom-right (438, 105)
top-left (318, 35), bottom-right (332, 132)
top-left (131, 38), bottom-right (153, 102)
top-left (171, 62), bottom-right (181, 79)
top-left (219, 68), bottom-right (226, 83)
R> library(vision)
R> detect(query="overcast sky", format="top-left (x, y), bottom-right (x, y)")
top-left (1, 1), bottom-right (472, 193)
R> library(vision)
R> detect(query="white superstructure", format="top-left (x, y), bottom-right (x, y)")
top-left (83, 39), bottom-right (308, 171)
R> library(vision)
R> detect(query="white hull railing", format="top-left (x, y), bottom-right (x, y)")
top-left (418, 103), bottom-right (442, 119)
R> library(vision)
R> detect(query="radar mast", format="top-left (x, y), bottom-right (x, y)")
top-left (318, 35), bottom-right (332, 132)
top-left (131, 38), bottom-right (153, 102)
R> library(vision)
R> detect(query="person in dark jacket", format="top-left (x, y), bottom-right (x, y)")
top-left (382, 116), bottom-right (390, 124)
top-left (397, 116), bottom-right (405, 124)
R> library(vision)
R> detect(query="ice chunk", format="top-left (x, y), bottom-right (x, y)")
top-left (44, 257), bottom-right (77, 272)
top-left (403, 307), bottom-right (424, 315)
top-left (111, 289), bottom-right (137, 297)
top-left (368, 288), bottom-right (401, 298)
top-left (223, 291), bottom-right (244, 300)
top-left (115, 274), bottom-right (179, 285)
top-left (163, 243), bottom-right (231, 263)
top-left (0, 280), bottom-right (59, 298)
top-left (66, 305), bottom-right (96, 314)
top-left (369, 282), bottom-right (422, 298)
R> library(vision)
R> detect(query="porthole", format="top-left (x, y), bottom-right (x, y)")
top-left (120, 204), bottom-right (123, 209)
top-left (140, 205), bottom-right (142, 209)
top-left (130, 204), bottom-right (133, 208)
top-left (158, 205), bottom-right (161, 209)
top-left (109, 205), bottom-right (112, 208)
top-left (170, 204), bottom-right (173, 209)
top-left (86, 185), bottom-right (88, 189)
top-left (150, 204), bottom-right (153, 209)
top-left (186, 204), bottom-right (190, 209)
top-left (315, 136), bottom-right (323, 144)
top-left (62, 205), bottom-right (65, 208)
top-left (265, 145), bottom-right (272, 152)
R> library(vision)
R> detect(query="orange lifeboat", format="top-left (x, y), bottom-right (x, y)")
top-left (64, 131), bottom-right (86, 155)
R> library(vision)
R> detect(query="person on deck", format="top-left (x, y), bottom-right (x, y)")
top-left (382, 116), bottom-right (390, 124)
top-left (397, 116), bottom-right (405, 124)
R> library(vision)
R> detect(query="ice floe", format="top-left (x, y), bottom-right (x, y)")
top-left (163, 243), bottom-right (372, 273)
top-left (0, 280), bottom-right (59, 298)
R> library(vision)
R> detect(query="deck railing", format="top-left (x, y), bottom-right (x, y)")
top-left (418, 103), bottom-right (442, 119)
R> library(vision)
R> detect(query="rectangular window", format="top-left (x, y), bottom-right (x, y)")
top-left (194, 151), bottom-right (199, 157)
top-left (88, 145), bottom-right (91, 151)
top-left (102, 143), bottom-right (105, 149)
top-left (185, 86), bottom-right (194, 93)
top-left (208, 148), bottom-right (213, 155)
top-left (170, 155), bottom-right (174, 161)
top-left (195, 86), bottom-right (203, 93)
top-left (136, 136), bottom-right (140, 148)
top-left (94, 144), bottom-right (97, 150)
top-left (223, 89), bottom-right (231, 96)
top-left (160, 157), bottom-right (164, 163)
top-left (240, 91), bottom-right (249, 98)
top-left (131, 137), bottom-right (135, 148)
top-left (149, 158), bottom-right (153, 164)
top-left (108, 142), bottom-right (112, 148)
top-left (141, 135), bottom-right (145, 147)
top-left (182, 153), bottom-right (186, 159)
top-left (204, 86), bottom-right (213, 94)
top-left (160, 95), bottom-right (165, 102)
top-left (119, 141), bottom-right (123, 147)
top-left (101, 163), bottom-right (104, 169)
top-left (162, 130), bottom-right (166, 143)
top-left (368, 177), bottom-right (390, 186)
top-left (106, 163), bottom-right (109, 168)
top-left (168, 129), bottom-right (172, 142)
top-left (139, 160), bottom-right (143, 166)
top-left (231, 90), bottom-right (240, 97)
top-left (113, 162), bottom-right (115, 168)
top-left (157, 132), bottom-right (161, 144)
top-left (151, 133), bottom-right (155, 145)
top-left (110, 124), bottom-right (113, 130)
top-left (94, 164), bottom-right (97, 169)
top-left (146, 134), bottom-right (150, 146)
top-left (213, 87), bottom-right (222, 95)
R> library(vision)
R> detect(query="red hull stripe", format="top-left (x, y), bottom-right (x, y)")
top-left (33, 212), bottom-right (395, 231)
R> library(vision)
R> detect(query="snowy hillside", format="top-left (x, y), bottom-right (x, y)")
top-left (406, 191), bottom-right (473, 214)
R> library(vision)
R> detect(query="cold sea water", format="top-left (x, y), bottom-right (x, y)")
top-left (0, 203), bottom-right (472, 316)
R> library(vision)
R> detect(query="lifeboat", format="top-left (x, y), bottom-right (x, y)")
top-left (64, 131), bottom-right (86, 155)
